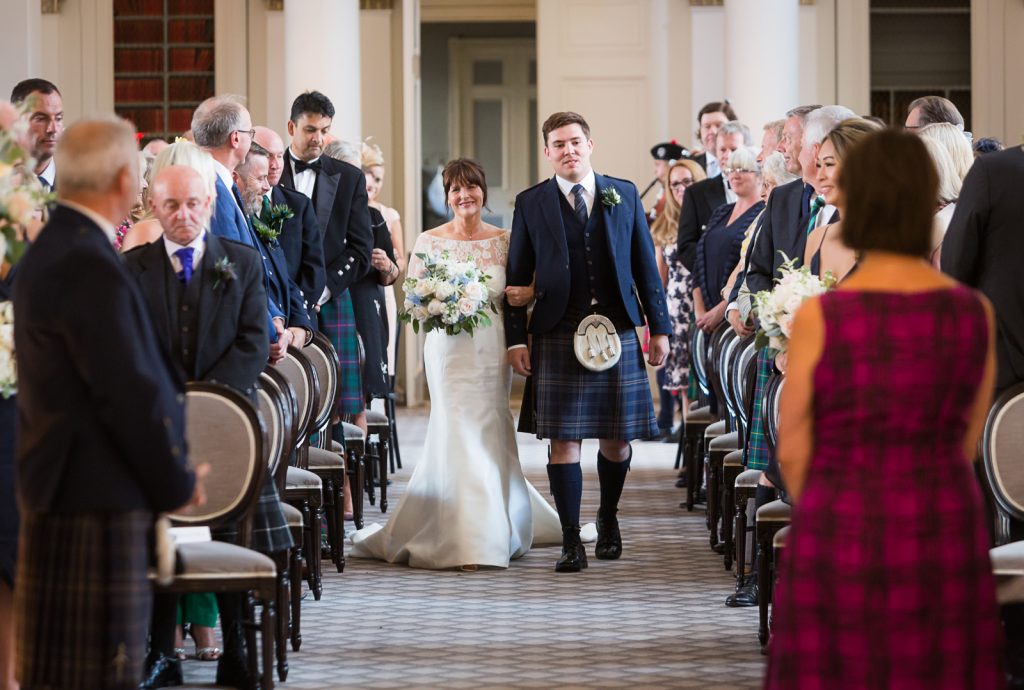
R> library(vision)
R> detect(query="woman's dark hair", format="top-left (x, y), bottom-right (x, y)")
top-left (442, 158), bottom-right (488, 207)
top-left (839, 129), bottom-right (937, 258)
top-left (289, 90), bottom-right (335, 123)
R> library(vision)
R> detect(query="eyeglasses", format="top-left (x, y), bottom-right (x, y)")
top-left (724, 167), bottom-right (759, 175)
top-left (670, 179), bottom-right (694, 189)
top-left (234, 128), bottom-right (256, 139)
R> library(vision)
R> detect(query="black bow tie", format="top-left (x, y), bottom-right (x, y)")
top-left (293, 158), bottom-right (322, 174)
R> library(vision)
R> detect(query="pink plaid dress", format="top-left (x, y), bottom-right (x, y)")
top-left (765, 286), bottom-right (1005, 690)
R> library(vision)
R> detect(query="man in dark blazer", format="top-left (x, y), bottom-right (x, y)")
top-left (125, 165), bottom-right (289, 688)
top-left (13, 119), bottom-right (198, 690)
top-left (505, 111), bottom-right (670, 573)
top-left (942, 144), bottom-right (1024, 395)
top-left (254, 125), bottom-right (326, 323)
top-left (675, 121), bottom-right (752, 270)
top-left (233, 143), bottom-right (315, 343)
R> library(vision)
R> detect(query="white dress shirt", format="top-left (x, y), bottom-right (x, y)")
top-left (162, 230), bottom-right (206, 273)
top-left (554, 170), bottom-right (596, 217)
top-left (38, 158), bottom-right (56, 190)
top-left (59, 199), bottom-right (117, 246)
top-left (705, 153), bottom-right (721, 180)
top-left (289, 150), bottom-right (319, 200)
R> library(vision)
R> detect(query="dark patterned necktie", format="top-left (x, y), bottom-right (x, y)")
top-left (806, 196), bottom-right (826, 237)
top-left (175, 247), bottom-right (195, 284)
top-left (571, 183), bottom-right (588, 225)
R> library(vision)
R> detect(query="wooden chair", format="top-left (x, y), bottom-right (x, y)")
top-left (336, 422), bottom-right (367, 529)
top-left (275, 348), bottom-right (325, 599)
top-left (732, 343), bottom-right (766, 586)
top-left (756, 375), bottom-right (790, 651)
top-left (366, 409), bottom-right (391, 513)
top-left (258, 368), bottom-right (303, 664)
top-left (720, 336), bottom-right (758, 570)
top-left (385, 376), bottom-right (402, 473)
top-left (679, 327), bottom-right (717, 511)
top-left (156, 382), bottom-right (277, 689)
top-left (705, 327), bottom-right (740, 549)
top-left (980, 384), bottom-right (1024, 603)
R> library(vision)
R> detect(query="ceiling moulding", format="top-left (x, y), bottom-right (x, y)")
top-left (41, 0), bottom-right (63, 13)
top-left (690, 0), bottom-right (815, 4)
top-left (421, 0), bottom-right (535, 23)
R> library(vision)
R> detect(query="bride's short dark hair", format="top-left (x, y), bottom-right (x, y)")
top-left (442, 158), bottom-right (488, 206)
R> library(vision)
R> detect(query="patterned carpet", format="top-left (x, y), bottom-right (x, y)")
top-left (181, 405), bottom-right (766, 689)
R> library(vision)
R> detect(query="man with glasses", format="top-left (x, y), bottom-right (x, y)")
top-left (191, 95), bottom-right (292, 363)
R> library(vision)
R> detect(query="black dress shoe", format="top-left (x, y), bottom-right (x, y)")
top-left (555, 526), bottom-right (588, 572)
top-left (595, 514), bottom-right (622, 560)
top-left (725, 576), bottom-right (758, 607)
top-left (674, 475), bottom-right (687, 488)
top-left (139, 653), bottom-right (182, 689)
top-left (216, 652), bottom-right (257, 689)
top-left (711, 542), bottom-right (726, 554)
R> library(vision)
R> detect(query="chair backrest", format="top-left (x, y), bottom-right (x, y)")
top-left (274, 346), bottom-right (320, 454)
top-left (729, 336), bottom-right (757, 432)
top-left (690, 327), bottom-right (710, 397)
top-left (169, 382), bottom-right (264, 530)
top-left (764, 374), bottom-right (784, 449)
top-left (716, 329), bottom-right (740, 422)
top-left (982, 383), bottom-right (1024, 523)
top-left (739, 343), bottom-right (762, 433)
top-left (304, 332), bottom-right (341, 441)
top-left (260, 367), bottom-right (298, 492)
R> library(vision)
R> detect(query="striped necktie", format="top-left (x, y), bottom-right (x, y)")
top-left (571, 183), bottom-right (588, 225)
top-left (806, 196), bottom-right (826, 236)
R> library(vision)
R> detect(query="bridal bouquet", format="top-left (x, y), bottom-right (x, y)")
top-left (753, 255), bottom-right (835, 353)
top-left (399, 250), bottom-right (496, 336)
top-left (0, 301), bottom-right (13, 398)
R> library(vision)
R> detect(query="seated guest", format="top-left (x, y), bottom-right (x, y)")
top-left (13, 117), bottom-right (199, 690)
top-left (692, 146), bottom-right (764, 334)
top-left (803, 118), bottom-right (881, 281)
top-left (920, 137), bottom-right (962, 265)
top-left (124, 165), bottom-right (290, 689)
top-left (918, 122), bottom-right (974, 182)
top-left (253, 126), bottom-right (325, 323)
top-left (766, 128), bottom-right (1003, 689)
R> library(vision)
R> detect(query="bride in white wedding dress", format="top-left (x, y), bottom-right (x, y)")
top-left (350, 159), bottom-right (567, 569)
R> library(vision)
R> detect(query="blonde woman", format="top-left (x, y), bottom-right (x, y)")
top-left (652, 158), bottom-right (706, 418)
top-left (361, 141), bottom-right (406, 380)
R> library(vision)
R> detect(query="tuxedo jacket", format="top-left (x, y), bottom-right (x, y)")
top-left (12, 204), bottom-right (194, 514)
top-left (279, 151), bottom-right (373, 298)
top-left (676, 175), bottom-right (727, 271)
top-left (504, 174), bottom-right (670, 347)
top-left (272, 185), bottom-right (325, 320)
top-left (740, 179), bottom-right (807, 296)
top-left (942, 146), bottom-right (1024, 393)
top-left (124, 234), bottom-right (270, 397)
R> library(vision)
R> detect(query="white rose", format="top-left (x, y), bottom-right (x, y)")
top-left (463, 281), bottom-right (486, 302)
top-left (778, 313), bottom-right (794, 338)
top-left (413, 280), bottom-right (434, 298)
top-left (427, 299), bottom-right (445, 315)
top-left (784, 295), bottom-right (803, 316)
top-left (5, 189), bottom-right (34, 225)
top-left (457, 297), bottom-right (477, 316)
top-left (411, 306), bottom-right (428, 321)
top-left (434, 281), bottom-right (456, 300)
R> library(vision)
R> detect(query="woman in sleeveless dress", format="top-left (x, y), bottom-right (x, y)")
top-left (351, 159), bottom-right (564, 569)
top-left (766, 130), bottom-right (1003, 689)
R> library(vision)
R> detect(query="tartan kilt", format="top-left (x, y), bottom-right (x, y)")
top-left (213, 474), bottom-right (293, 555)
top-left (318, 289), bottom-right (363, 416)
top-left (522, 317), bottom-right (659, 441)
top-left (15, 511), bottom-right (153, 690)
top-left (745, 349), bottom-right (774, 471)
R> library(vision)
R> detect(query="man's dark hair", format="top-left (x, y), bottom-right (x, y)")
top-left (907, 95), bottom-right (964, 128)
top-left (10, 78), bottom-right (61, 105)
top-left (840, 129), bottom-right (936, 259)
top-left (785, 104), bottom-right (822, 122)
top-left (697, 101), bottom-right (738, 124)
top-left (247, 141), bottom-right (269, 159)
top-left (541, 111), bottom-right (590, 146)
top-left (290, 91), bottom-right (335, 122)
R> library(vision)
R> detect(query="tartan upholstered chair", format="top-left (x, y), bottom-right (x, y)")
top-left (156, 382), bottom-right (278, 690)
top-left (301, 335), bottom-right (350, 572)
top-left (257, 368), bottom-right (302, 671)
top-left (276, 349), bottom-right (325, 599)
top-left (756, 375), bottom-right (791, 650)
top-left (679, 326), bottom-right (718, 511)
top-left (981, 384), bottom-right (1024, 603)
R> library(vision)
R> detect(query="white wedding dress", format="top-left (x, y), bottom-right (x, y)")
top-left (350, 231), bottom-right (565, 569)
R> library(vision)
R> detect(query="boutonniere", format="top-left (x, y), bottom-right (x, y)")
top-left (253, 202), bottom-right (294, 245)
top-left (212, 256), bottom-right (238, 289)
top-left (600, 186), bottom-right (622, 208)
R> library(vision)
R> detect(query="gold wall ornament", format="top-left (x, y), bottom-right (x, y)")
top-left (267, 0), bottom-right (283, 10)
top-left (41, 0), bottom-right (63, 13)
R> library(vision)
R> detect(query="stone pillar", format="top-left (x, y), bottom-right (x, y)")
top-left (724, 0), bottom-right (799, 132)
top-left (283, 0), bottom-right (361, 143)
top-left (0, 1), bottom-right (43, 102)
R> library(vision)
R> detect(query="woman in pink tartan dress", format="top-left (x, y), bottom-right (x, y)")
top-left (765, 130), bottom-right (1005, 690)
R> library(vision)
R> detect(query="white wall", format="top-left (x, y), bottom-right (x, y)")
top-left (0, 1), bottom-right (43, 102)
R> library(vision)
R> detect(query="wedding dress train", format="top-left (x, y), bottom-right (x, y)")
top-left (350, 233), bottom-right (566, 569)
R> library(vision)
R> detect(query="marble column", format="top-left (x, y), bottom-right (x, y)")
top-left (283, 0), bottom-right (361, 143)
top-left (724, 0), bottom-right (800, 133)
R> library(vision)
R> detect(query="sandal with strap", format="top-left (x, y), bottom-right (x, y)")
top-left (174, 647), bottom-right (187, 661)
top-left (195, 646), bottom-right (222, 661)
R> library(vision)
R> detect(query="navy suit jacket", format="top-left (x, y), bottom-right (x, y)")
top-left (12, 205), bottom-right (194, 514)
top-left (124, 233), bottom-right (271, 396)
top-left (272, 185), bottom-right (325, 321)
top-left (675, 175), bottom-right (727, 271)
top-left (504, 174), bottom-right (670, 348)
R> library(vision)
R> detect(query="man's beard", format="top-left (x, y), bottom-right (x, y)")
top-left (244, 194), bottom-right (262, 217)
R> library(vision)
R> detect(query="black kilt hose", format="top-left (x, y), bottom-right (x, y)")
top-left (15, 511), bottom-right (153, 690)
top-left (520, 311), bottom-right (659, 441)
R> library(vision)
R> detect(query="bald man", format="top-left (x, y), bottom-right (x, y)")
top-left (254, 125), bottom-right (325, 321)
top-left (13, 119), bottom-right (198, 689)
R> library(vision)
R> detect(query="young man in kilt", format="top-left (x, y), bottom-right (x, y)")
top-left (505, 111), bottom-right (670, 572)
top-left (12, 118), bottom-right (201, 689)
